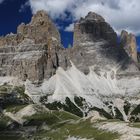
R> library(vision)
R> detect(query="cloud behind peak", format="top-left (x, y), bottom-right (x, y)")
top-left (28, 0), bottom-right (140, 35)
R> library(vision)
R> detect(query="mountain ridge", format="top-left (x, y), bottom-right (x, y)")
top-left (1, 10), bottom-right (140, 140)
top-left (0, 10), bottom-right (140, 123)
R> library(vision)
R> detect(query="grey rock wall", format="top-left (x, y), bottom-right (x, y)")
top-left (0, 11), bottom-right (65, 83)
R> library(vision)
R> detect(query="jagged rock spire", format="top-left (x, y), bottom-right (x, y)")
top-left (0, 10), bottom-right (61, 47)
top-left (120, 30), bottom-right (138, 62)
top-left (73, 12), bottom-right (117, 47)
top-left (0, 10), bottom-right (64, 82)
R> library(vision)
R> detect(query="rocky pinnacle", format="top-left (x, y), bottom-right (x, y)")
top-left (120, 30), bottom-right (138, 62)
top-left (73, 12), bottom-right (118, 47)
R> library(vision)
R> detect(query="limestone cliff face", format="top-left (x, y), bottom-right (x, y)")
top-left (120, 30), bottom-right (138, 62)
top-left (0, 10), bottom-right (61, 47)
top-left (68, 12), bottom-right (139, 75)
top-left (0, 10), bottom-right (65, 83)
top-left (73, 12), bottom-right (117, 47)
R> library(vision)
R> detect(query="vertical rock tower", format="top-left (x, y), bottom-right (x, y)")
top-left (73, 12), bottom-right (117, 47)
top-left (0, 10), bottom-right (63, 83)
top-left (68, 12), bottom-right (138, 75)
top-left (120, 30), bottom-right (138, 62)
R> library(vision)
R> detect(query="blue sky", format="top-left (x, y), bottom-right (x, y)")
top-left (0, 0), bottom-right (140, 50)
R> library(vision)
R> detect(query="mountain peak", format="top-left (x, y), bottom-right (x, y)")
top-left (85, 12), bottom-right (105, 22)
top-left (74, 11), bottom-right (117, 47)
top-left (30, 10), bottom-right (50, 25)
top-left (120, 30), bottom-right (138, 62)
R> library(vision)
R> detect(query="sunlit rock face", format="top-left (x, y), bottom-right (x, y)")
top-left (120, 30), bottom-right (138, 63)
top-left (0, 10), bottom-right (66, 83)
top-left (0, 10), bottom-right (61, 48)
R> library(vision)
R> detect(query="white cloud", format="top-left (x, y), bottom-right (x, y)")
top-left (0, 0), bottom-right (4, 3)
top-left (65, 23), bottom-right (74, 32)
top-left (19, 1), bottom-right (30, 13)
top-left (29, 0), bottom-right (140, 35)
top-left (29, 0), bottom-right (75, 19)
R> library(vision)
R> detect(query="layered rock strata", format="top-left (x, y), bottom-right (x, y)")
top-left (0, 10), bottom-right (66, 83)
